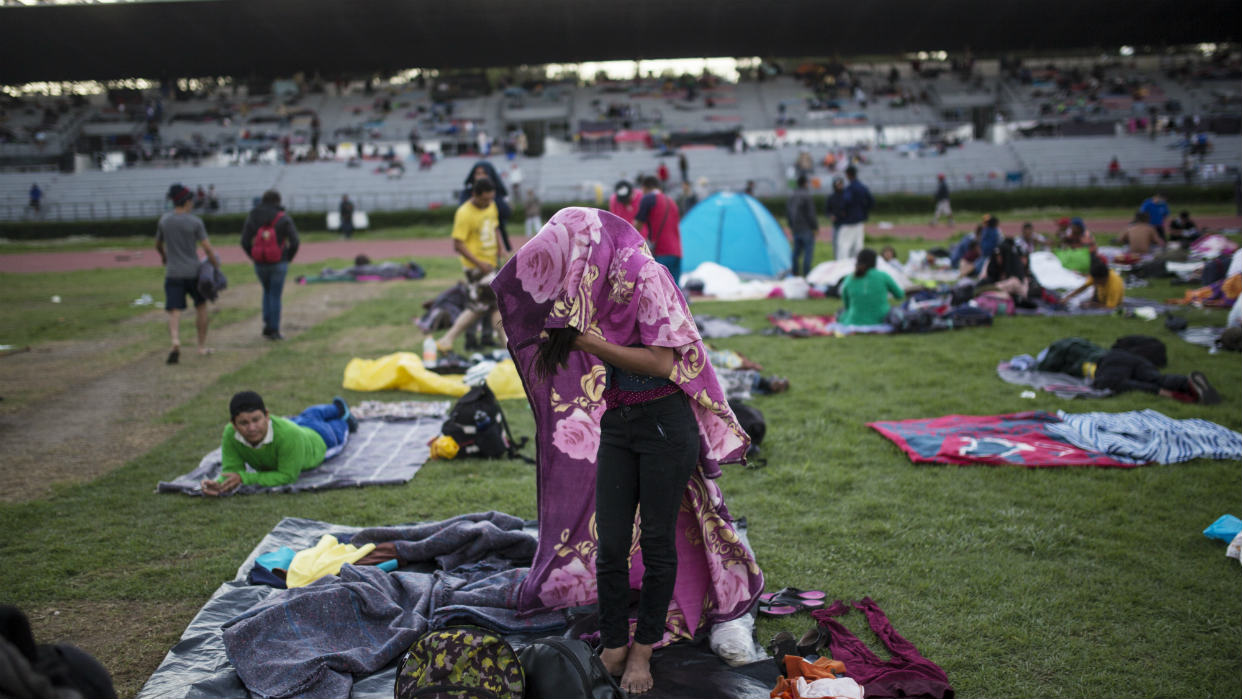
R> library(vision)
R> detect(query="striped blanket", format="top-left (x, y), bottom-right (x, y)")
top-left (1048, 409), bottom-right (1242, 464)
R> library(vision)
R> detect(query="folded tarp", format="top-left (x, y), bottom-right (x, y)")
top-left (343, 353), bottom-right (525, 400)
top-left (158, 417), bottom-right (441, 495)
top-left (1048, 409), bottom-right (1242, 464)
top-left (869, 411), bottom-right (1144, 467)
top-left (995, 361), bottom-right (1112, 399)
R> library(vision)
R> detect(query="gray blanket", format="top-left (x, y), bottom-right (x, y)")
top-left (695, 314), bottom-right (751, 338)
top-left (996, 361), bottom-right (1112, 399)
top-left (138, 516), bottom-right (772, 699)
top-left (352, 511), bottom-right (537, 571)
top-left (137, 514), bottom-right (562, 699)
top-left (157, 417), bottom-right (442, 495)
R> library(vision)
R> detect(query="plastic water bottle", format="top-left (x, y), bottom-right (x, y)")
top-left (422, 337), bottom-right (438, 364)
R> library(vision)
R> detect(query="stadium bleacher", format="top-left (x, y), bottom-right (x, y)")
top-left (2, 53), bottom-right (1238, 223)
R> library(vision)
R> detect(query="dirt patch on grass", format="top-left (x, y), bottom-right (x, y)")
top-left (0, 281), bottom-right (396, 502)
top-left (26, 598), bottom-right (203, 699)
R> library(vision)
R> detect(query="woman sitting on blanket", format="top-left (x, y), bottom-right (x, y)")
top-left (978, 236), bottom-right (1031, 300)
top-left (839, 248), bottom-right (905, 326)
top-left (493, 207), bottom-right (763, 695)
top-left (201, 391), bottom-right (358, 496)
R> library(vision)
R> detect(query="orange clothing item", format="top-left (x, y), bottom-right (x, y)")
top-left (771, 656), bottom-right (848, 699)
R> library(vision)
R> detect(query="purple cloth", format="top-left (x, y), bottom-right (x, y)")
top-left (492, 207), bottom-right (764, 645)
top-left (814, 598), bottom-right (955, 699)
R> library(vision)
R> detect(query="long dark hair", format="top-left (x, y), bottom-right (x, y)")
top-left (535, 327), bottom-right (579, 380)
top-left (855, 248), bottom-right (877, 278)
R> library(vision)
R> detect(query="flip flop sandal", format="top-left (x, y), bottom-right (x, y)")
top-left (761, 593), bottom-right (825, 612)
top-left (760, 587), bottom-right (827, 603)
top-left (758, 602), bottom-right (800, 616)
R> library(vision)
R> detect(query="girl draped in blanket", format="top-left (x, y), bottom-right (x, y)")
top-left (492, 208), bottom-right (764, 694)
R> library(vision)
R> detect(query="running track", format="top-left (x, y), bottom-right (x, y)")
top-left (2, 216), bottom-right (1239, 274)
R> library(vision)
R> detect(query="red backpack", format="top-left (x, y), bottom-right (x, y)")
top-left (251, 212), bottom-right (285, 264)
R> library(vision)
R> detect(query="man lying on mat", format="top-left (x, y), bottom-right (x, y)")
top-left (201, 391), bottom-right (358, 496)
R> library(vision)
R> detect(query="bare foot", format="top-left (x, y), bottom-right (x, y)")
top-left (197, 347), bottom-right (214, 356)
top-left (620, 643), bottom-right (653, 694)
top-left (598, 646), bottom-right (627, 678)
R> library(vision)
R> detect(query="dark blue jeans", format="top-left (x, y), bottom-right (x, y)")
top-left (290, 403), bottom-right (348, 449)
top-left (253, 261), bottom-right (289, 334)
top-left (595, 391), bottom-right (700, 647)
top-left (792, 229), bottom-right (816, 277)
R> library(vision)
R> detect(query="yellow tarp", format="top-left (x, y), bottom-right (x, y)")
top-left (342, 352), bottom-right (526, 400)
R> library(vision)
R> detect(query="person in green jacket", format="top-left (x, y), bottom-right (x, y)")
top-left (838, 248), bottom-right (905, 326)
top-left (201, 391), bottom-right (357, 496)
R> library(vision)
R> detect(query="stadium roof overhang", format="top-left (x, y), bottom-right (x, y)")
top-left (1, 0), bottom-right (1238, 84)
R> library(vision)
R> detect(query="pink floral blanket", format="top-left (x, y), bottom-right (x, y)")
top-left (492, 207), bottom-right (763, 644)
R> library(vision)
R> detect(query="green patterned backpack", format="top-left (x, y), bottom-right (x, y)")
top-left (395, 626), bottom-right (525, 699)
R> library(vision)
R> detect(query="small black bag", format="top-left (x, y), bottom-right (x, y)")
top-left (441, 384), bottom-right (530, 461)
top-left (1111, 335), bottom-right (1167, 368)
top-left (728, 400), bottom-right (765, 446)
top-left (885, 306), bottom-right (935, 333)
top-left (518, 637), bottom-right (627, 699)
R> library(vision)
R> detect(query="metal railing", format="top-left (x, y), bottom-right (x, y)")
top-left (2, 166), bottom-right (1234, 224)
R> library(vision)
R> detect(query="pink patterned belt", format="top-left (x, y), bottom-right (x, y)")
top-left (603, 383), bottom-right (680, 408)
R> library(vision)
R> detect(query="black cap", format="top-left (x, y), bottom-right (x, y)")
top-left (168, 183), bottom-right (193, 206)
top-left (614, 180), bottom-right (633, 203)
top-left (229, 391), bottom-right (266, 419)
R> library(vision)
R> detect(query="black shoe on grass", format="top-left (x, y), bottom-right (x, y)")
top-left (1189, 372), bottom-right (1220, 405)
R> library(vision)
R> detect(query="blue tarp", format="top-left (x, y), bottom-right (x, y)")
top-left (680, 192), bottom-right (792, 279)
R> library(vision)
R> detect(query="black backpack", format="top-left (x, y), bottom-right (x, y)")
top-left (885, 306), bottom-right (935, 333)
top-left (395, 626), bottom-right (525, 699)
top-left (517, 637), bottom-right (627, 699)
top-left (937, 305), bottom-right (993, 329)
top-left (1111, 335), bottom-right (1167, 367)
top-left (728, 400), bottom-right (765, 446)
top-left (441, 384), bottom-right (531, 461)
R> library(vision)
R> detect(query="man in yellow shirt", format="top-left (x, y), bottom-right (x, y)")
top-left (435, 178), bottom-right (507, 353)
top-left (1064, 257), bottom-right (1124, 309)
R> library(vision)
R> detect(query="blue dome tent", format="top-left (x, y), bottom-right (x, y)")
top-left (679, 192), bottom-right (792, 278)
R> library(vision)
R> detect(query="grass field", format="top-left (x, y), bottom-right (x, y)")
top-left (0, 221), bottom-right (1239, 698)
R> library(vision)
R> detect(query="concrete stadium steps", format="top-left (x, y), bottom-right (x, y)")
top-left (4, 130), bottom-right (1238, 222)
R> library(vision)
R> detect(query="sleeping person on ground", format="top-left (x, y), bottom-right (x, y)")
top-left (201, 391), bottom-right (358, 496)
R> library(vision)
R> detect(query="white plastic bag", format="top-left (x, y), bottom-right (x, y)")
top-left (709, 614), bottom-right (763, 667)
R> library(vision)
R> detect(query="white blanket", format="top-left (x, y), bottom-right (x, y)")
top-left (1029, 251), bottom-right (1087, 291)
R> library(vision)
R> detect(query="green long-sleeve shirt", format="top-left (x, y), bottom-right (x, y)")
top-left (220, 416), bottom-right (326, 486)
